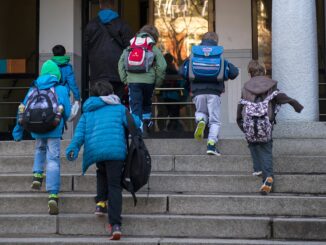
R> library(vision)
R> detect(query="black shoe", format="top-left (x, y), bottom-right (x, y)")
top-left (108, 224), bottom-right (122, 240)
top-left (94, 201), bottom-right (107, 216)
top-left (31, 173), bottom-right (44, 190)
top-left (48, 194), bottom-right (59, 215)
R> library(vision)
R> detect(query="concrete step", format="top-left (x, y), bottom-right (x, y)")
top-left (74, 174), bottom-right (326, 194)
top-left (0, 155), bottom-right (174, 173)
top-left (0, 193), bottom-right (167, 215)
top-left (1, 155), bottom-right (326, 174)
top-left (1, 237), bottom-right (326, 245)
top-left (1, 193), bottom-right (326, 217)
top-left (2, 173), bottom-right (326, 194)
top-left (1, 214), bottom-right (325, 240)
top-left (2, 138), bottom-right (326, 156)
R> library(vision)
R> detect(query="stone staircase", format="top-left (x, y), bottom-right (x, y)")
top-left (0, 138), bottom-right (326, 244)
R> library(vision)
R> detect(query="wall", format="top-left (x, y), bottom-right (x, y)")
top-left (215, 0), bottom-right (252, 137)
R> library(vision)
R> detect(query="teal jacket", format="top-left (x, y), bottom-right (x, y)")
top-left (66, 95), bottom-right (141, 174)
top-left (12, 75), bottom-right (71, 140)
top-left (118, 32), bottom-right (167, 87)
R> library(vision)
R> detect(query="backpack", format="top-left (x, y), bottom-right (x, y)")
top-left (122, 110), bottom-right (152, 206)
top-left (240, 91), bottom-right (280, 143)
top-left (21, 86), bottom-right (60, 134)
top-left (124, 36), bottom-right (155, 73)
top-left (189, 45), bottom-right (224, 82)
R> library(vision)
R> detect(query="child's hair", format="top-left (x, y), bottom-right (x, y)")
top-left (90, 80), bottom-right (114, 96)
top-left (52, 45), bottom-right (66, 56)
top-left (202, 32), bottom-right (219, 44)
top-left (247, 60), bottom-right (266, 77)
top-left (139, 25), bottom-right (159, 43)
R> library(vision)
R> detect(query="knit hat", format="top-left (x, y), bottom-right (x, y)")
top-left (40, 60), bottom-right (61, 81)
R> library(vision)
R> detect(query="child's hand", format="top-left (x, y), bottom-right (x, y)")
top-left (66, 150), bottom-right (77, 161)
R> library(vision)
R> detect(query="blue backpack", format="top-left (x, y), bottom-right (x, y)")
top-left (189, 45), bottom-right (224, 82)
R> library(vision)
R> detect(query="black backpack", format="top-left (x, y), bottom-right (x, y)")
top-left (122, 110), bottom-right (151, 206)
top-left (21, 86), bottom-right (59, 134)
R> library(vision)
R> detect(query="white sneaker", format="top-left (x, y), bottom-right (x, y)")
top-left (252, 171), bottom-right (263, 177)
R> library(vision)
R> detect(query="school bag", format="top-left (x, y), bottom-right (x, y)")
top-left (188, 45), bottom-right (225, 82)
top-left (239, 91), bottom-right (280, 143)
top-left (124, 36), bottom-right (155, 73)
top-left (122, 110), bottom-right (152, 206)
top-left (20, 86), bottom-right (61, 134)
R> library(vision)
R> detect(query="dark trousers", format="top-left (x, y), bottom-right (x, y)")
top-left (95, 160), bottom-right (124, 226)
top-left (128, 83), bottom-right (155, 121)
top-left (248, 141), bottom-right (273, 181)
top-left (111, 81), bottom-right (125, 101)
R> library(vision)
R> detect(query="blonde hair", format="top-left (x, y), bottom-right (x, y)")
top-left (247, 60), bottom-right (266, 77)
top-left (202, 32), bottom-right (219, 43)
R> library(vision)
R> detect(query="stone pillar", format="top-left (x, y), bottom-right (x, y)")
top-left (272, 0), bottom-right (319, 121)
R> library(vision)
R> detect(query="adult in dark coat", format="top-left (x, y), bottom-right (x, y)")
top-left (84, 0), bottom-right (133, 99)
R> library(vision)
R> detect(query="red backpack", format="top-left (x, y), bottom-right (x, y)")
top-left (124, 36), bottom-right (155, 73)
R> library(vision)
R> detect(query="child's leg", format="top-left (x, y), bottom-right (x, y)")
top-left (248, 143), bottom-right (262, 174)
top-left (193, 95), bottom-right (208, 141)
top-left (33, 138), bottom-right (47, 174)
top-left (105, 160), bottom-right (124, 226)
top-left (95, 162), bottom-right (108, 215)
top-left (45, 138), bottom-right (61, 195)
top-left (128, 83), bottom-right (144, 120)
top-left (206, 95), bottom-right (221, 144)
top-left (142, 84), bottom-right (155, 124)
top-left (259, 141), bottom-right (273, 180)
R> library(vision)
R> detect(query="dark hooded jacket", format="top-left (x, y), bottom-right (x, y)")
top-left (180, 39), bottom-right (239, 97)
top-left (84, 9), bottom-right (133, 82)
top-left (236, 76), bottom-right (304, 131)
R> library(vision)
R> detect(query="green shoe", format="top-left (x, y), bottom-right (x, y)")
top-left (31, 173), bottom-right (44, 190)
top-left (48, 194), bottom-right (59, 215)
top-left (194, 120), bottom-right (206, 141)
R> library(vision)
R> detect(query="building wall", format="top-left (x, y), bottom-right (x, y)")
top-left (215, 0), bottom-right (252, 137)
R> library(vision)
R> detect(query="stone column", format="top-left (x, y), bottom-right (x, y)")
top-left (272, 0), bottom-right (319, 121)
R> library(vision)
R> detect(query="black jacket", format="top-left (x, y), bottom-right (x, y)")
top-left (84, 17), bottom-right (133, 82)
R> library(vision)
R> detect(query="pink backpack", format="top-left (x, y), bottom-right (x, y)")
top-left (124, 36), bottom-right (155, 73)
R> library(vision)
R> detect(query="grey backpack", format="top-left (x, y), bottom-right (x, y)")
top-left (239, 91), bottom-right (280, 143)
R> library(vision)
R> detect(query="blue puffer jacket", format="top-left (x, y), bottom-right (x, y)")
top-left (12, 75), bottom-right (71, 140)
top-left (66, 95), bottom-right (141, 174)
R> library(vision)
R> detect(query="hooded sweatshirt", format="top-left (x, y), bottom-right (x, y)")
top-left (12, 60), bottom-right (71, 140)
top-left (66, 95), bottom-right (141, 174)
top-left (84, 9), bottom-right (133, 82)
top-left (51, 56), bottom-right (80, 101)
top-left (118, 32), bottom-right (167, 87)
top-left (236, 76), bottom-right (304, 131)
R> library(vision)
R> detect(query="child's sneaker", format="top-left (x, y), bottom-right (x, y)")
top-left (48, 194), bottom-right (59, 215)
top-left (252, 171), bottom-right (263, 177)
top-left (108, 224), bottom-right (122, 240)
top-left (95, 201), bottom-right (107, 216)
top-left (194, 119), bottom-right (206, 141)
top-left (206, 140), bottom-right (221, 156)
top-left (31, 173), bottom-right (44, 190)
top-left (260, 177), bottom-right (273, 195)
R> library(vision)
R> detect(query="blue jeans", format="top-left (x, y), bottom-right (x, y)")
top-left (128, 83), bottom-right (155, 121)
top-left (33, 138), bottom-right (61, 194)
top-left (248, 141), bottom-right (273, 181)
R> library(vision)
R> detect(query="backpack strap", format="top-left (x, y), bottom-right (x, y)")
top-left (125, 109), bottom-right (141, 137)
top-left (217, 54), bottom-right (225, 82)
top-left (264, 90), bottom-right (279, 102)
top-left (96, 17), bottom-right (124, 50)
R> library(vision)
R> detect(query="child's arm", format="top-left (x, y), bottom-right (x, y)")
top-left (57, 86), bottom-right (71, 121)
top-left (275, 92), bottom-right (304, 112)
top-left (236, 90), bottom-right (245, 132)
top-left (66, 65), bottom-right (81, 101)
top-left (224, 60), bottom-right (239, 81)
top-left (118, 50), bottom-right (128, 84)
top-left (153, 46), bottom-right (167, 87)
top-left (66, 114), bottom-right (86, 161)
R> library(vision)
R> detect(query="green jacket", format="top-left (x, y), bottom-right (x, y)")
top-left (118, 33), bottom-right (167, 87)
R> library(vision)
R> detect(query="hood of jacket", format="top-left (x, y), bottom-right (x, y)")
top-left (244, 76), bottom-right (277, 95)
top-left (34, 75), bottom-right (60, 90)
top-left (51, 55), bottom-right (70, 65)
top-left (40, 60), bottom-right (61, 81)
top-left (200, 39), bottom-right (218, 46)
top-left (83, 95), bottom-right (121, 112)
top-left (136, 32), bottom-right (156, 44)
top-left (98, 9), bottom-right (119, 24)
